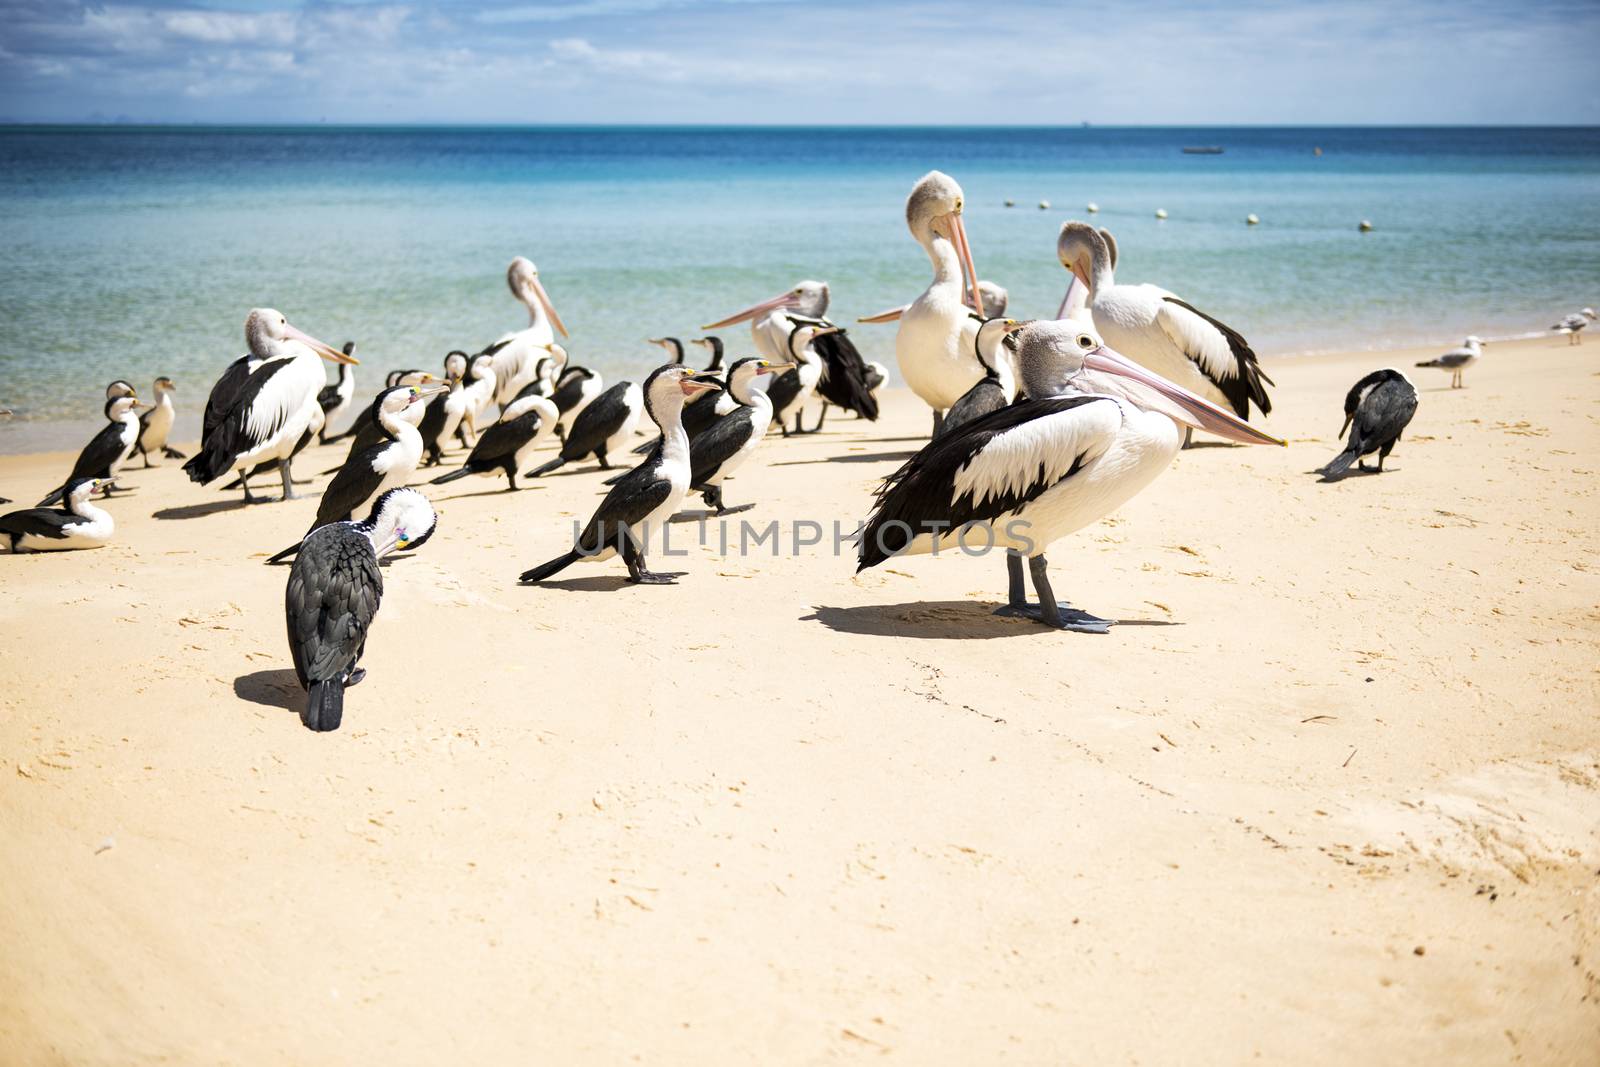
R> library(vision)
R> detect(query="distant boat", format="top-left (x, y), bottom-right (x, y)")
top-left (1182, 146), bottom-right (1224, 155)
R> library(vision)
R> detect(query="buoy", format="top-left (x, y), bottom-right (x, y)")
top-left (1359, 220), bottom-right (1373, 232)
top-left (1155, 208), bottom-right (1168, 220)
top-left (1086, 202), bottom-right (1099, 214)
top-left (1004, 199), bottom-right (1015, 207)
top-left (1313, 146), bottom-right (1323, 156)
top-left (1038, 200), bottom-right (1050, 210)
top-left (1246, 214), bottom-right (1259, 225)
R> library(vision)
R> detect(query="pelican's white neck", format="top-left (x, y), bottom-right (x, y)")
top-left (920, 230), bottom-right (962, 290)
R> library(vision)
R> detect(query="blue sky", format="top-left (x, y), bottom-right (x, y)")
top-left (1, 0), bottom-right (1596, 124)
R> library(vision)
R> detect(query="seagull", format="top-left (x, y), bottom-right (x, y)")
top-left (1320, 369), bottom-right (1418, 478)
top-left (1415, 336), bottom-right (1482, 388)
top-left (1552, 308), bottom-right (1596, 345)
top-left (857, 320), bottom-right (1283, 632)
top-left (1056, 222), bottom-right (1273, 445)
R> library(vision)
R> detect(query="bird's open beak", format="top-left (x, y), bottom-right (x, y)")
top-left (679, 375), bottom-right (720, 397)
top-left (289, 323), bottom-right (357, 364)
top-left (702, 291), bottom-right (800, 330)
top-left (1084, 345), bottom-right (1285, 446)
top-left (857, 305), bottom-right (907, 324)
top-left (759, 361), bottom-right (795, 375)
top-left (525, 275), bottom-right (569, 338)
top-left (946, 210), bottom-right (984, 317)
top-left (411, 383), bottom-right (450, 404)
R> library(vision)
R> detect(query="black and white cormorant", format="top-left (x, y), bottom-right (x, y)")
top-left (546, 359), bottom-right (604, 439)
top-left (632, 339), bottom-right (725, 454)
top-left (285, 487), bottom-right (438, 732)
top-left (431, 392), bottom-right (559, 491)
top-left (184, 309), bottom-right (357, 503)
top-left (518, 365), bottom-right (719, 584)
top-left (690, 336), bottom-right (727, 376)
top-left (527, 376), bottom-right (645, 476)
top-left (419, 352), bottom-right (470, 465)
top-left (38, 394), bottom-right (145, 506)
top-left (325, 371), bottom-right (445, 473)
top-left (316, 344), bottom-right (358, 441)
top-left (2, 477), bottom-right (115, 552)
top-left (134, 377), bottom-right (185, 466)
top-left (687, 357), bottom-right (791, 515)
top-left (857, 320), bottom-right (1283, 632)
top-left (764, 321), bottom-right (840, 436)
top-left (106, 380), bottom-right (135, 400)
top-left (940, 318), bottom-right (1024, 437)
top-left (1320, 369), bottom-right (1419, 478)
top-left (267, 382), bottom-right (445, 563)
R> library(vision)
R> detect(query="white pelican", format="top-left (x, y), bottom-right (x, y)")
top-left (1415, 336), bottom-right (1482, 388)
top-left (896, 172), bottom-right (988, 434)
top-left (1056, 222), bottom-right (1273, 444)
top-left (490, 256), bottom-right (569, 408)
top-left (857, 319), bottom-right (1283, 632)
top-left (1552, 308), bottom-right (1596, 344)
top-left (184, 309), bottom-right (357, 503)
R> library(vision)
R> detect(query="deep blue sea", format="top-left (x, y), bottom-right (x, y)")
top-left (2, 125), bottom-right (1597, 451)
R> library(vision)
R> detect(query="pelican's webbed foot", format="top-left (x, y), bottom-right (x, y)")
top-left (995, 553), bottom-right (1113, 634)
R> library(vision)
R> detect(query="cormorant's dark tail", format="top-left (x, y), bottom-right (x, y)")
top-left (36, 486), bottom-right (65, 507)
top-left (1320, 447), bottom-right (1359, 477)
top-left (601, 470), bottom-right (628, 486)
top-left (430, 467), bottom-right (472, 485)
top-left (162, 446), bottom-right (187, 459)
top-left (520, 550), bottom-right (581, 583)
top-left (266, 541), bottom-right (301, 565)
top-left (303, 680), bottom-right (344, 732)
top-left (528, 455), bottom-right (566, 477)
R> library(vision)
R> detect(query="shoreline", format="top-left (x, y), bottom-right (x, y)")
top-left (2, 331), bottom-right (1597, 1063)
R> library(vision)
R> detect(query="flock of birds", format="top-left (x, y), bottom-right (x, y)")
top-left (2, 170), bottom-right (1591, 731)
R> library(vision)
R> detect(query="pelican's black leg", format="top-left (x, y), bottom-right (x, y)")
top-left (1006, 549), bottom-right (1027, 607)
top-left (931, 409), bottom-right (944, 437)
top-left (1181, 426), bottom-right (1195, 449)
top-left (1028, 554), bottom-right (1113, 634)
top-left (279, 455), bottom-right (300, 500)
top-left (793, 412), bottom-right (804, 435)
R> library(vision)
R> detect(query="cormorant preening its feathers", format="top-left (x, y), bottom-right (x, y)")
top-left (285, 487), bottom-right (438, 732)
top-left (38, 394), bottom-right (145, 506)
top-left (1320, 369), bottom-right (1418, 478)
top-left (518, 365), bottom-right (719, 585)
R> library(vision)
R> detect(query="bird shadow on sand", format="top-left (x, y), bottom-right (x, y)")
top-left (435, 486), bottom-right (543, 501)
top-left (521, 574), bottom-right (687, 592)
top-left (233, 669), bottom-right (302, 712)
top-left (153, 497), bottom-right (262, 521)
top-left (771, 450), bottom-right (918, 468)
top-left (1313, 466), bottom-right (1394, 483)
top-left (804, 601), bottom-right (1179, 640)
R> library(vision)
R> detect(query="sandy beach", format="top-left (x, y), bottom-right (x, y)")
top-left (0, 333), bottom-right (1596, 1064)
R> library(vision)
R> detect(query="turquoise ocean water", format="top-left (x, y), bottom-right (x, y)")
top-left (1, 125), bottom-right (1597, 452)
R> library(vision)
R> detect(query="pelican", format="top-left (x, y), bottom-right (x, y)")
top-left (1415, 336), bottom-right (1482, 388)
top-left (857, 320), bottom-right (1283, 632)
top-left (858, 278), bottom-right (1008, 327)
top-left (490, 257), bottom-right (569, 408)
top-left (896, 172), bottom-right (986, 434)
top-left (1552, 308), bottom-right (1596, 344)
top-left (1056, 222), bottom-right (1273, 445)
top-left (184, 309), bottom-right (357, 503)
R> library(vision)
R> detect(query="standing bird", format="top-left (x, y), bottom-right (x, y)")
top-left (490, 256), bottom-right (570, 408)
top-left (184, 309), bottom-right (357, 503)
top-left (527, 377), bottom-right (645, 476)
top-left (687, 357), bottom-right (793, 515)
top-left (1321, 369), bottom-right (1419, 478)
top-left (431, 392), bottom-right (559, 491)
top-left (0, 407), bottom-right (10, 503)
top-left (1056, 222), bottom-right (1273, 445)
top-left (317, 345), bottom-right (358, 441)
top-left (941, 317), bottom-right (1026, 437)
top-left (857, 320), bottom-right (1283, 632)
top-left (690, 336), bottom-right (727, 376)
top-left (703, 279), bottom-right (831, 364)
top-left (2, 477), bottom-right (115, 552)
top-left (321, 372), bottom-right (443, 475)
top-left (1552, 308), bottom-right (1596, 344)
top-left (285, 488), bottom-right (438, 732)
top-left (38, 394), bottom-right (145, 506)
top-left (267, 382), bottom-right (446, 563)
top-left (547, 363), bottom-right (604, 438)
top-left (105, 380), bottom-right (136, 400)
top-left (765, 321), bottom-right (842, 436)
top-left (1415, 336), bottom-right (1482, 388)
top-left (134, 377), bottom-right (184, 466)
top-left (633, 340), bottom-right (723, 454)
top-left (418, 352), bottom-right (470, 466)
top-left (519, 366), bottom-right (719, 585)
top-left (457, 352), bottom-right (499, 446)
top-left (896, 172), bottom-right (988, 435)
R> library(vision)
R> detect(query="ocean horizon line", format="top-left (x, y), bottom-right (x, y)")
top-left (4, 121), bottom-right (1598, 132)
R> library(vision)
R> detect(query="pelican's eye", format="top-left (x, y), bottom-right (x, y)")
top-left (1077, 335), bottom-right (1095, 349)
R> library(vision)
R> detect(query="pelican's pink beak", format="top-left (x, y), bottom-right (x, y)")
top-left (701, 290), bottom-right (801, 330)
top-left (857, 304), bottom-right (907, 324)
top-left (1083, 345), bottom-right (1284, 447)
top-left (947, 211), bottom-right (984, 317)
top-left (287, 323), bottom-right (357, 364)
top-left (1055, 275), bottom-right (1082, 320)
top-left (526, 274), bottom-right (569, 338)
